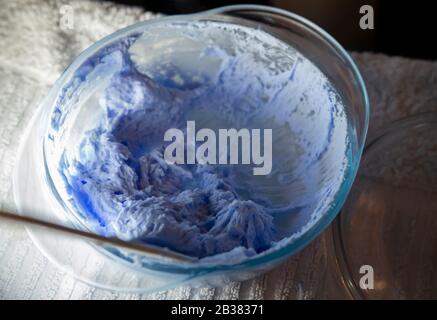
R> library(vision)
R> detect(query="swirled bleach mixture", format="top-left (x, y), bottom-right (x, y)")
top-left (49, 21), bottom-right (350, 261)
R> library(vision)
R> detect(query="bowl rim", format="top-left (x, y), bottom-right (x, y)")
top-left (42, 4), bottom-right (370, 275)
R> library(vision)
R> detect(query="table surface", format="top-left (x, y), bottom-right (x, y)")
top-left (1, 0), bottom-right (437, 300)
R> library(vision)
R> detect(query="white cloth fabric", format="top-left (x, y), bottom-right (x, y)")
top-left (1, 0), bottom-right (437, 299)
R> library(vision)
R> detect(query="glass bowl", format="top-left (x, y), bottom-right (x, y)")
top-left (334, 113), bottom-right (437, 299)
top-left (14, 5), bottom-right (369, 292)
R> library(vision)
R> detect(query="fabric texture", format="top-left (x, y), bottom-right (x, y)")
top-left (1, 0), bottom-right (437, 299)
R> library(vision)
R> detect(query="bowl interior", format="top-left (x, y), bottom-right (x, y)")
top-left (43, 5), bottom-right (368, 273)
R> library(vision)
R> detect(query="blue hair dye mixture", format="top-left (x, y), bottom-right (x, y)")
top-left (50, 21), bottom-right (350, 261)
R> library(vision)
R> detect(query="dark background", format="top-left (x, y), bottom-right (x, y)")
top-left (109, 0), bottom-right (437, 60)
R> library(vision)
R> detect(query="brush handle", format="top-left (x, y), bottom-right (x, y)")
top-left (0, 210), bottom-right (195, 262)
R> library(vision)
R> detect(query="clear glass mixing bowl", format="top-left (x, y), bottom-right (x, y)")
top-left (14, 5), bottom-right (369, 292)
top-left (334, 113), bottom-right (437, 299)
